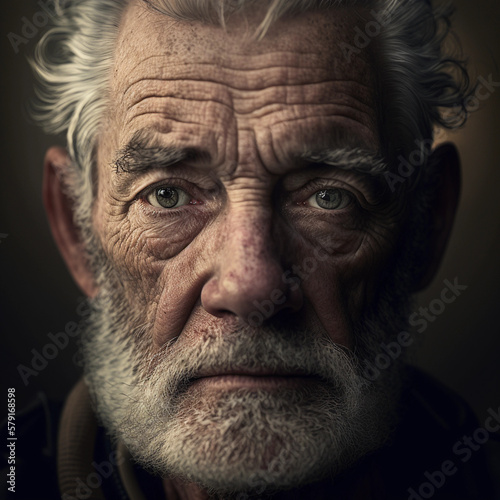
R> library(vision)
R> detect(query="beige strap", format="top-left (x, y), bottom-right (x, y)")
top-left (57, 378), bottom-right (105, 500)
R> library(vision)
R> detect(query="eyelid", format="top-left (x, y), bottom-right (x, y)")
top-left (290, 178), bottom-right (363, 205)
top-left (283, 169), bottom-right (385, 207)
top-left (307, 188), bottom-right (353, 210)
top-left (147, 186), bottom-right (191, 209)
top-left (136, 179), bottom-right (193, 201)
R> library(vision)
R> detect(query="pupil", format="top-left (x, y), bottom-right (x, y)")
top-left (157, 187), bottom-right (179, 208)
top-left (317, 189), bottom-right (341, 209)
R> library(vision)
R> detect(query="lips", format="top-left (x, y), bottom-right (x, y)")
top-left (190, 367), bottom-right (312, 380)
top-left (186, 368), bottom-right (325, 392)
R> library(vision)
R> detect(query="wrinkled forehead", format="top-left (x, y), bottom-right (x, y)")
top-left (111, 1), bottom-right (377, 98)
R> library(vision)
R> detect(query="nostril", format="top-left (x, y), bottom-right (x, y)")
top-left (211, 309), bottom-right (233, 319)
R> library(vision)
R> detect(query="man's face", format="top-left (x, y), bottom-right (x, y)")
top-left (82, 1), bottom-right (408, 494)
top-left (96, 1), bottom-right (399, 348)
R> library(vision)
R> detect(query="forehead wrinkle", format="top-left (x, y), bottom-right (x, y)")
top-left (266, 116), bottom-right (379, 160)
top-left (126, 112), bottom-right (219, 130)
top-left (120, 76), bottom-right (376, 142)
top-left (112, 2), bottom-right (377, 100)
top-left (106, 3), bottom-right (381, 187)
top-left (125, 87), bottom-right (234, 113)
top-left (124, 79), bottom-right (374, 119)
top-left (120, 68), bottom-right (375, 100)
top-left (121, 52), bottom-right (338, 85)
top-left (242, 107), bottom-right (375, 134)
top-left (127, 102), bottom-right (374, 132)
top-left (117, 47), bottom-right (373, 89)
top-left (231, 80), bottom-right (375, 109)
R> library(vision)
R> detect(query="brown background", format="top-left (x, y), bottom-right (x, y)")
top-left (1, 1), bottom-right (499, 423)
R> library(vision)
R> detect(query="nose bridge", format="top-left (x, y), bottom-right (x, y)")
top-left (222, 204), bottom-right (281, 294)
top-left (200, 198), bottom-right (302, 324)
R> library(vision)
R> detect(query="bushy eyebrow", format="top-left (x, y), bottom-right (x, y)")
top-left (112, 129), bottom-right (210, 176)
top-left (111, 129), bottom-right (390, 199)
top-left (299, 148), bottom-right (391, 201)
top-left (111, 129), bottom-right (213, 195)
top-left (300, 148), bottom-right (388, 178)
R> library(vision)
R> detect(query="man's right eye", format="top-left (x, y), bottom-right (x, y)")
top-left (307, 188), bottom-right (353, 210)
top-left (146, 186), bottom-right (190, 209)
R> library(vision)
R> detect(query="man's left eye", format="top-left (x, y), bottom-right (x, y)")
top-left (307, 188), bottom-right (353, 210)
top-left (146, 186), bottom-right (190, 209)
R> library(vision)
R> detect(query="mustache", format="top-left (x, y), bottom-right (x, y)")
top-left (134, 324), bottom-right (363, 397)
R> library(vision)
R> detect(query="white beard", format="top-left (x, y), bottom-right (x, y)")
top-left (81, 271), bottom-right (407, 496)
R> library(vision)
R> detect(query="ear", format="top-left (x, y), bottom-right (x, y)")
top-left (413, 142), bottom-right (461, 291)
top-left (43, 146), bottom-right (98, 298)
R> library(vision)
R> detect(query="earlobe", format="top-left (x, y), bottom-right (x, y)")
top-left (43, 146), bottom-right (98, 298)
top-left (413, 142), bottom-right (461, 291)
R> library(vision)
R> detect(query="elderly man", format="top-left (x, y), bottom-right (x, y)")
top-left (21, 0), bottom-right (497, 498)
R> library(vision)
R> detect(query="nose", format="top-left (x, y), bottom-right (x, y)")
top-left (201, 214), bottom-right (303, 326)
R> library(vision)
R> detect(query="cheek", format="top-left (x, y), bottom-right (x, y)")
top-left (290, 220), bottom-right (398, 346)
top-left (102, 202), bottom-right (209, 274)
top-left (97, 202), bottom-right (215, 315)
top-left (97, 186), bottom-right (400, 349)
top-left (131, 200), bottom-right (212, 260)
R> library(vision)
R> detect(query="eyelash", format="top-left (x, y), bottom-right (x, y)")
top-left (294, 179), bottom-right (360, 207)
top-left (135, 181), bottom-right (200, 215)
top-left (136, 178), bottom-right (361, 216)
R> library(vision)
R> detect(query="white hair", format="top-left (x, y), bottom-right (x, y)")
top-left (30, 0), bottom-right (474, 239)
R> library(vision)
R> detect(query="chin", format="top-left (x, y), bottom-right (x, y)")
top-left (81, 274), bottom-right (406, 496)
top-left (116, 373), bottom-right (398, 495)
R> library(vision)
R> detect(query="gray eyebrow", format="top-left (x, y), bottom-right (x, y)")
top-left (112, 129), bottom-right (209, 176)
top-left (298, 148), bottom-right (393, 202)
top-left (114, 141), bottom-right (388, 178)
top-left (111, 129), bottom-right (391, 199)
top-left (111, 129), bottom-right (212, 195)
top-left (300, 148), bottom-right (388, 178)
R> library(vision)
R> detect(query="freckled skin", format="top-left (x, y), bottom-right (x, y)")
top-left (87, 2), bottom-right (406, 497)
top-left (93, 0), bottom-right (401, 356)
